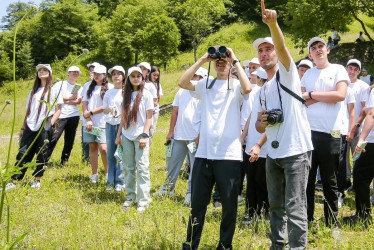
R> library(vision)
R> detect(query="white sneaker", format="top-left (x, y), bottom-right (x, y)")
top-left (115, 185), bottom-right (125, 192)
top-left (106, 186), bottom-right (113, 191)
top-left (338, 192), bottom-right (344, 208)
top-left (123, 199), bottom-right (135, 207)
top-left (90, 174), bottom-right (99, 183)
top-left (137, 206), bottom-right (148, 212)
top-left (30, 180), bottom-right (41, 189)
top-left (154, 189), bottom-right (174, 196)
top-left (184, 193), bottom-right (191, 206)
top-left (4, 182), bottom-right (16, 190)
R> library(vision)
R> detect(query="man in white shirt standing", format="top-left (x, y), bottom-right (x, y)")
top-left (360, 68), bottom-right (372, 85)
top-left (255, 1), bottom-right (313, 248)
top-left (301, 37), bottom-right (349, 228)
top-left (179, 45), bottom-right (251, 249)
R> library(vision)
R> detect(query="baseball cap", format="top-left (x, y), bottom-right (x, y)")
top-left (307, 37), bottom-right (327, 51)
top-left (346, 59), bottom-right (361, 70)
top-left (137, 62), bottom-right (151, 71)
top-left (298, 59), bottom-right (313, 69)
top-left (127, 66), bottom-right (143, 77)
top-left (87, 62), bottom-right (100, 68)
top-left (249, 57), bottom-right (260, 65)
top-left (67, 65), bottom-right (82, 74)
top-left (253, 37), bottom-right (274, 50)
top-left (36, 64), bottom-right (52, 74)
top-left (108, 65), bottom-right (126, 75)
top-left (243, 60), bottom-right (250, 67)
top-left (93, 65), bottom-right (107, 74)
top-left (195, 67), bottom-right (208, 78)
top-left (254, 67), bottom-right (268, 80)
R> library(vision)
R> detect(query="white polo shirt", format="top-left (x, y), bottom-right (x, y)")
top-left (341, 87), bottom-right (356, 135)
top-left (54, 80), bottom-right (83, 119)
top-left (192, 78), bottom-right (245, 161)
top-left (103, 88), bottom-right (122, 125)
top-left (349, 79), bottom-right (369, 122)
top-left (364, 90), bottom-right (374, 143)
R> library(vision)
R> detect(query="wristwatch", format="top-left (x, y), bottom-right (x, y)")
top-left (90, 111), bottom-right (94, 116)
top-left (233, 59), bottom-right (240, 65)
top-left (141, 133), bottom-right (149, 138)
top-left (355, 123), bottom-right (361, 128)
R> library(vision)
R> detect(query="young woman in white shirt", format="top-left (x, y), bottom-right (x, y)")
top-left (103, 66), bottom-right (126, 191)
top-left (82, 65), bottom-right (111, 183)
top-left (7, 64), bottom-right (62, 189)
top-left (149, 66), bottom-right (163, 139)
top-left (115, 67), bottom-right (154, 212)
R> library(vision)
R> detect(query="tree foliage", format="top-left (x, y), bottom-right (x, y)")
top-left (0, 1), bottom-right (37, 30)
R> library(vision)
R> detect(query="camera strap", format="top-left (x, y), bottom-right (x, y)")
top-left (276, 71), bottom-right (306, 106)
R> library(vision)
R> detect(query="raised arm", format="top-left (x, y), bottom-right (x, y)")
top-left (179, 53), bottom-right (211, 91)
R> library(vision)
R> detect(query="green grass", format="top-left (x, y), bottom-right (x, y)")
top-left (1, 18), bottom-right (374, 248)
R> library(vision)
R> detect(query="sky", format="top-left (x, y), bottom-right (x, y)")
top-left (0, 0), bottom-right (43, 22)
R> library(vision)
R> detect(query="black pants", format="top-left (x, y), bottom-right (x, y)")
top-left (238, 146), bottom-right (248, 195)
top-left (338, 135), bottom-right (351, 193)
top-left (307, 131), bottom-right (340, 226)
top-left (245, 156), bottom-right (269, 216)
top-left (186, 158), bottom-right (241, 249)
top-left (47, 116), bottom-right (80, 164)
top-left (12, 118), bottom-right (53, 180)
top-left (353, 143), bottom-right (374, 218)
top-left (81, 125), bottom-right (90, 161)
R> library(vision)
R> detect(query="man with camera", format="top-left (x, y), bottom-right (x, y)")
top-left (255, 1), bottom-right (313, 248)
top-left (179, 45), bottom-right (251, 249)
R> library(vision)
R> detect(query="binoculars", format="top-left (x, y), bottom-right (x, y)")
top-left (207, 46), bottom-right (228, 59)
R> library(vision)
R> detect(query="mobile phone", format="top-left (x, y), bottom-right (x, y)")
top-left (164, 140), bottom-right (171, 146)
top-left (352, 141), bottom-right (367, 161)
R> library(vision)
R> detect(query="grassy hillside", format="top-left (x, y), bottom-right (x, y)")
top-left (1, 18), bottom-right (374, 248)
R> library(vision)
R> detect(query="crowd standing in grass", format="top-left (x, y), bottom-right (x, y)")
top-left (3, 0), bottom-right (374, 249)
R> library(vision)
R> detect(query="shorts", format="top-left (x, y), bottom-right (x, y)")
top-left (83, 127), bottom-right (106, 144)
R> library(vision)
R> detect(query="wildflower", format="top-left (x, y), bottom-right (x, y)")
top-left (5, 100), bottom-right (11, 105)
top-left (44, 139), bottom-right (49, 144)
top-left (43, 165), bottom-right (48, 170)
top-left (82, 48), bottom-right (89, 54)
top-left (30, 4), bottom-right (39, 12)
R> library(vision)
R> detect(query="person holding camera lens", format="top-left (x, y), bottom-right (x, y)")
top-left (255, 1), bottom-right (313, 249)
top-left (179, 44), bottom-right (251, 249)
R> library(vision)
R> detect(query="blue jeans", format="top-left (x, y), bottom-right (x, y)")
top-left (266, 151), bottom-right (311, 250)
top-left (105, 123), bottom-right (124, 187)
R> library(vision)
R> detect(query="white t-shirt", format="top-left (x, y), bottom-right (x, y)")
top-left (349, 79), bottom-right (369, 122)
top-left (103, 88), bottom-right (123, 125)
top-left (245, 87), bottom-right (267, 158)
top-left (363, 90), bottom-right (374, 143)
top-left (260, 60), bottom-right (313, 159)
top-left (82, 83), bottom-right (114, 128)
top-left (360, 75), bottom-right (372, 85)
top-left (341, 87), bottom-right (355, 135)
top-left (80, 81), bottom-right (92, 126)
top-left (191, 78), bottom-right (245, 161)
top-left (54, 80), bottom-right (83, 119)
top-left (121, 90), bottom-right (154, 140)
top-left (172, 88), bottom-right (200, 140)
top-left (301, 63), bottom-right (349, 133)
top-left (240, 83), bottom-right (258, 130)
top-left (26, 85), bottom-right (63, 131)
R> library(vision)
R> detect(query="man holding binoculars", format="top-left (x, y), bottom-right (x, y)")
top-left (179, 46), bottom-right (251, 249)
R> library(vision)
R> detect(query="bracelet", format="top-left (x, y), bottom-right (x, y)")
top-left (256, 143), bottom-right (261, 148)
top-left (21, 128), bottom-right (25, 130)
top-left (90, 111), bottom-right (94, 116)
top-left (308, 91), bottom-right (313, 100)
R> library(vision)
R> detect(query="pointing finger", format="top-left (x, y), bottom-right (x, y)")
top-left (261, 0), bottom-right (266, 15)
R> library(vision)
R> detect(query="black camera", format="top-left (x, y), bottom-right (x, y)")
top-left (266, 109), bottom-right (284, 125)
top-left (207, 46), bottom-right (228, 59)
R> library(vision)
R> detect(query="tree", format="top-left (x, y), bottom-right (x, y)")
top-left (176, 0), bottom-right (230, 61)
top-left (0, 1), bottom-right (37, 30)
top-left (143, 15), bottom-right (181, 69)
top-left (0, 49), bottom-right (12, 83)
top-left (283, 0), bottom-right (373, 50)
top-left (16, 41), bottom-right (34, 78)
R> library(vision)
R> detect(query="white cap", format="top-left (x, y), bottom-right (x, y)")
top-left (67, 65), bottom-right (82, 74)
top-left (307, 37), bottom-right (326, 51)
top-left (127, 66), bottom-right (143, 77)
top-left (298, 59), bottom-right (313, 69)
top-left (254, 67), bottom-right (268, 79)
top-left (253, 37), bottom-right (274, 50)
top-left (243, 60), bottom-right (250, 67)
top-left (195, 67), bottom-right (208, 78)
top-left (36, 64), bottom-right (52, 74)
top-left (249, 57), bottom-right (260, 65)
top-left (346, 59), bottom-right (361, 70)
top-left (137, 62), bottom-right (151, 71)
top-left (93, 64), bottom-right (107, 74)
top-left (87, 62), bottom-right (100, 68)
top-left (108, 65), bottom-right (126, 75)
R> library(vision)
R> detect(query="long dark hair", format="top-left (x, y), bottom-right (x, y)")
top-left (87, 75), bottom-right (109, 100)
top-left (150, 66), bottom-right (161, 97)
top-left (25, 70), bottom-right (53, 126)
top-left (122, 74), bottom-right (145, 129)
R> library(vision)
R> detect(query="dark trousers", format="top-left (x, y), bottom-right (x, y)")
top-left (238, 146), bottom-right (248, 196)
top-left (12, 118), bottom-right (53, 180)
top-left (186, 158), bottom-right (241, 249)
top-left (47, 116), bottom-right (80, 164)
top-left (353, 143), bottom-right (374, 218)
top-left (81, 125), bottom-right (90, 161)
top-left (307, 131), bottom-right (340, 226)
top-left (338, 135), bottom-right (351, 194)
top-left (245, 156), bottom-right (269, 216)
